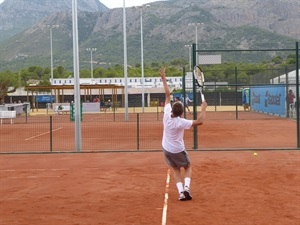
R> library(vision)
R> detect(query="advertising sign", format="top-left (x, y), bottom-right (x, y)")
top-left (35, 95), bottom-right (55, 103)
top-left (250, 86), bottom-right (286, 116)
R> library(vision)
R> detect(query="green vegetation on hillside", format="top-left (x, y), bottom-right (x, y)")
top-left (0, 53), bottom-right (298, 101)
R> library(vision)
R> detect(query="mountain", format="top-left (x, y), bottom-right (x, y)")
top-left (0, 0), bottom-right (108, 41)
top-left (0, 0), bottom-right (299, 71)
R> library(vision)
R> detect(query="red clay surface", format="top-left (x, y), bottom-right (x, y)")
top-left (0, 151), bottom-right (299, 225)
top-left (0, 111), bottom-right (297, 152)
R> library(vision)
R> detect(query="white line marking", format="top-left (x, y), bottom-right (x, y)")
top-left (25, 127), bottom-right (63, 141)
top-left (1, 169), bottom-right (70, 172)
top-left (8, 176), bottom-right (60, 179)
top-left (51, 169), bottom-right (70, 171)
top-left (162, 169), bottom-right (170, 225)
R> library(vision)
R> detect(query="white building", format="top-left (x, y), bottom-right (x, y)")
top-left (271, 69), bottom-right (300, 84)
top-left (51, 76), bottom-right (183, 90)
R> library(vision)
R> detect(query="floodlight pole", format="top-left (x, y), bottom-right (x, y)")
top-left (189, 23), bottom-right (203, 64)
top-left (185, 44), bottom-right (192, 71)
top-left (45, 24), bottom-right (59, 103)
top-left (86, 48), bottom-right (97, 80)
top-left (72, 0), bottom-right (82, 151)
top-left (192, 43), bottom-right (198, 149)
top-left (140, 6), bottom-right (145, 112)
top-left (135, 5), bottom-right (149, 112)
top-left (123, 0), bottom-right (128, 120)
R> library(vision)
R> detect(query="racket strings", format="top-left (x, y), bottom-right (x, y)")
top-left (194, 67), bottom-right (204, 87)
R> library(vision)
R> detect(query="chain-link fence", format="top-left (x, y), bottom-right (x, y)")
top-left (1, 44), bottom-right (299, 153)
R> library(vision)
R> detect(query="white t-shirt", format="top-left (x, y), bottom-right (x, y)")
top-left (162, 103), bottom-right (193, 153)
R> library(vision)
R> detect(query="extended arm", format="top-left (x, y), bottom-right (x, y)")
top-left (160, 67), bottom-right (170, 105)
top-left (192, 101), bottom-right (207, 126)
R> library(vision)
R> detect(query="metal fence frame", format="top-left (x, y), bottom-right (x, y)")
top-left (191, 42), bottom-right (300, 148)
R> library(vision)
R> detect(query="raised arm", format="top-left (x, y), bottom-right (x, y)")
top-left (160, 67), bottom-right (170, 105)
top-left (192, 101), bottom-right (207, 126)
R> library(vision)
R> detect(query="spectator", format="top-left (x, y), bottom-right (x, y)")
top-left (93, 96), bottom-right (99, 102)
top-left (174, 96), bottom-right (181, 103)
top-left (286, 89), bottom-right (295, 117)
top-left (184, 94), bottom-right (193, 114)
top-left (106, 99), bottom-right (112, 111)
top-left (170, 93), bottom-right (174, 106)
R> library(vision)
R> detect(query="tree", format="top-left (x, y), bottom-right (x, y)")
top-left (271, 56), bottom-right (283, 64)
top-left (0, 71), bottom-right (19, 103)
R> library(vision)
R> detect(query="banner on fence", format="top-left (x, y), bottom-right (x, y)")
top-left (250, 85), bottom-right (286, 117)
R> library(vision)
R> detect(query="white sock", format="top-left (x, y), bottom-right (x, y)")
top-left (176, 182), bottom-right (184, 193)
top-left (184, 177), bottom-right (191, 189)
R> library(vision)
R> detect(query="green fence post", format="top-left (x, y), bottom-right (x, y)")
top-left (296, 42), bottom-right (299, 148)
top-left (183, 67), bottom-right (186, 118)
top-left (50, 115), bottom-right (53, 152)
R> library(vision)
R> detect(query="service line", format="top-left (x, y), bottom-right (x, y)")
top-left (25, 127), bottom-right (63, 141)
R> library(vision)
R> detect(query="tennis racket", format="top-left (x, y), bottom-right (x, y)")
top-left (193, 65), bottom-right (205, 102)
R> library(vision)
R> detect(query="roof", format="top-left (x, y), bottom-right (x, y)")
top-left (25, 84), bottom-right (124, 91)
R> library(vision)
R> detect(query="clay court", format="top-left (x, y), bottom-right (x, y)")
top-left (0, 109), bottom-right (299, 224)
top-left (0, 110), bottom-right (297, 152)
top-left (0, 150), bottom-right (299, 225)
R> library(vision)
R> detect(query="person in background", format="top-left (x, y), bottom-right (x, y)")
top-left (106, 99), bottom-right (112, 111)
top-left (184, 94), bottom-right (193, 114)
top-left (93, 96), bottom-right (99, 102)
top-left (0, 98), bottom-right (4, 105)
top-left (170, 93), bottom-right (174, 106)
top-left (174, 96), bottom-right (181, 103)
top-left (160, 67), bottom-right (207, 201)
top-left (286, 89), bottom-right (295, 117)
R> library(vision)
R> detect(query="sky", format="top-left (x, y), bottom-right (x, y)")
top-left (0, 0), bottom-right (164, 8)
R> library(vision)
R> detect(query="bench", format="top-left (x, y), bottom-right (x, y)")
top-left (0, 111), bottom-right (17, 124)
top-left (55, 105), bottom-right (71, 115)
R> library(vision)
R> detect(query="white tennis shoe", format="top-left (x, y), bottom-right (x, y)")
top-left (179, 192), bottom-right (186, 201)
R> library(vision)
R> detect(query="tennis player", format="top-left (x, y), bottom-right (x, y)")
top-left (160, 67), bottom-right (207, 201)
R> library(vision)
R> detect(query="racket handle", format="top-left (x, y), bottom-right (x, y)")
top-left (201, 94), bottom-right (205, 102)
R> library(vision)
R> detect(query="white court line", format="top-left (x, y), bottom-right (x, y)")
top-left (25, 127), bottom-right (63, 141)
top-left (162, 169), bottom-right (170, 225)
top-left (8, 176), bottom-right (60, 179)
top-left (1, 168), bottom-right (70, 172)
top-left (51, 168), bottom-right (70, 171)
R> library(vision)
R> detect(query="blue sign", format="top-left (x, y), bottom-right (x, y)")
top-left (173, 93), bottom-right (194, 101)
top-left (250, 86), bottom-right (286, 116)
top-left (173, 93), bottom-right (182, 101)
top-left (35, 95), bottom-right (55, 103)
